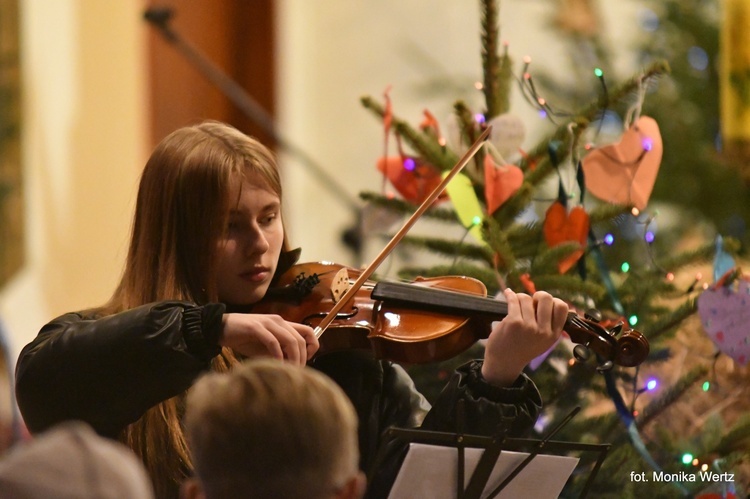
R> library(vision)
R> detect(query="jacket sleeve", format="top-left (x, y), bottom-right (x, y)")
top-left (14, 301), bottom-right (225, 437)
top-left (421, 359), bottom-right (541, 437)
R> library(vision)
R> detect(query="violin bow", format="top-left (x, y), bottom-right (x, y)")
top-left (313, 126), bottom-right (492, 338)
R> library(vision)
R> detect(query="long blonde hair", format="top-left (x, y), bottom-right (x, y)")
top-left (100, 121), bottom-right (290, 498)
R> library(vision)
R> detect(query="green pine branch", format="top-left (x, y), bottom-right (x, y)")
top-left (656, 236), bottom-right (741, 272)
top-left (358, 191), bottom-right (459, 223)
top-left (398, 235), bottom-right (493, 265)
top-left (642, 298), bottom-right (696, 342)
top-left (453, 100), bottom-right (485, 181)
top-left (714, 414), bottom-right (750, 456)
top-left (634, 365), bottom-right (708, 428)
top-left (480, 0), bottom-right (510, 118)
top-left (360, 95), bottom-right (459, 170)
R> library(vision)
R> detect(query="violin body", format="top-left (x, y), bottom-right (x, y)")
top-left (254, 261), bottom-right (650, 368)
top-left (253, 262), bottom-right (493, 364)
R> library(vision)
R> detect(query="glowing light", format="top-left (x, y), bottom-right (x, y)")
top-left (403, 158), bottom-right (416, 171)
top-left (621, 262), bottom-right (630, 273)
top-left (666, 272), bottom-right (675, 282)
top-left (645, 231), bottom-right (655, 243)
top-left (701, 464), bottom-right (709, 472)
top-left (537, 98), bottom-right (546, 106)
top-left (646, 378), bottom-right (658, 391)
top-left (438, 137), bottom-right (447, 147)
top-left (642, 137), bottom-right (653, 151)
top-left (702, 381), bottom-right (710, 392)
top-left (568, 358), bottom-right (576, 366)
top-left (474, 81), bottom-right (484, 90)
top-left (638, 8), bottom-right (660, 32)
top-left (631, 207), bottom-right (640, 216)
top-left (632, 410), bottom-right (639, 417)
top-left (681, 453), bottom-right (694, 465)
top-left (696, 272), bottom-right (703, 280)
top-left (523, 55), bottom-right (531, 64)
top-left (471, 216), bottom-right (482, 226)
top-left (687, 46), bottom-right (709, 71)
top-left (702, 283), bottom-right (709, 290)
top-left (628, 315), bottom-right (638, 326)
top-left (474, 113), bottom-right (486, 124)
top-left (538, 109), bottom-right (547, 119)
top-left (604, 233), bottom-right (615, 245)
top-left (523, 72), bottom-right (531, 80)
top-left (594, 67), bottom-right (604, 78)
top-left (692, 458), bottom-right (699, 467)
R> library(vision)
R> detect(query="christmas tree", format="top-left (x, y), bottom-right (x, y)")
top-left (359, 1), bottom-right (749, 497)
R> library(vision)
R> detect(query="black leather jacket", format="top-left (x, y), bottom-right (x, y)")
top-left (15, 301), bottom-right (542, 498)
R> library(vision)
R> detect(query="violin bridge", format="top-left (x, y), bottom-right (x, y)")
top-left (330, 267), bottom-right (350, 303)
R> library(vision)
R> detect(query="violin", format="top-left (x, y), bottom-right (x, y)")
top-left (253, 130), bottom-right (648, 370)
top-left (253, 261), bottom-right (650, 370)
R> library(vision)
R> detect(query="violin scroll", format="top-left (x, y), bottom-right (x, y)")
top-left (564, 311), bottom-right (649, 370)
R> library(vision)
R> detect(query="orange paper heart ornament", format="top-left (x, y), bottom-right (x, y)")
top-left (581, 116), bottom-right (662, 210)
top-left (484, 154), bottom-right (524, 215)
top-left (543, 202), bottom-right (590, 274)
top-left (377, 156), bottom-right (446, 204)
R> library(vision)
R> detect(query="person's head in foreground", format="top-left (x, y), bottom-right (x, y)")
top-left (0, 421), bottom-right (154, 499)
top-left (181, 359), bottom-right (365, 499)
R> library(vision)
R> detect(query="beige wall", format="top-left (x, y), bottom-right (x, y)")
top-left (0, 1), bottom-right (148, 360)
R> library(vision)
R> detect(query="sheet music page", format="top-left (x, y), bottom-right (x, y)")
top-left (388, 443), bottom-right (579, 499)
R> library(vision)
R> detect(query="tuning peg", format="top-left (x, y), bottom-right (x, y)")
top-left (596, 360), bottom-right (614, 373)
top-left (573, 343), bottom-right (591, 362)
top-left (609, 321), bottom-right (624, 336)
top-left (584, 309), bottom-right (602, 323)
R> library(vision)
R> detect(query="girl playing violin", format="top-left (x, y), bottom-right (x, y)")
top-left (15, 121), bottom-right (569, 499)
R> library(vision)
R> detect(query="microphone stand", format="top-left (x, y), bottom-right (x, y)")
top-left (143, 7), bottom-right (364, 259)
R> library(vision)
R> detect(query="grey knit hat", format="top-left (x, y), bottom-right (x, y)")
top-left (0, 421), bottom-right (154, 499)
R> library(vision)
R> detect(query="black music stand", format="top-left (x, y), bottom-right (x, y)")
top-left (370, 407), bottom-right (609, 499)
